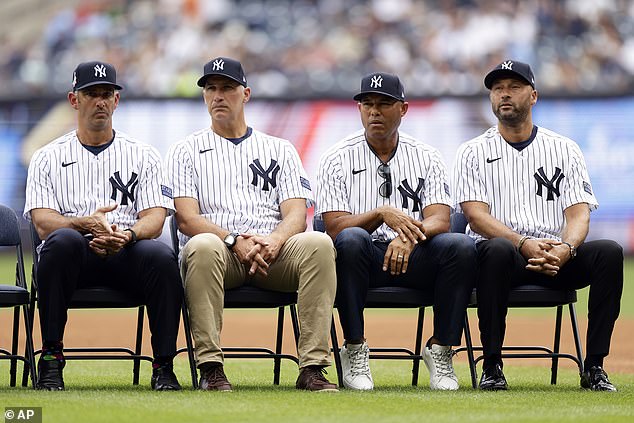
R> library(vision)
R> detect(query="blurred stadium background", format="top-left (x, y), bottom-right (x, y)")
top-left (1, 0), bottom-right (634, 250)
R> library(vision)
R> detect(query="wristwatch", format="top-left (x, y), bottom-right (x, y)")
top-left (223, 232), bottom-right (240, 250)
top-left (562, 241), bottom-right (577, 259)
top-left (124, 228), bottom-right (137, 245)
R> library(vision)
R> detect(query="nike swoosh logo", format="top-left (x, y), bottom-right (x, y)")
top-left (199, 148), bottom-right (214, 154)
top-left (486, 157), bottom-right (502, 164)
top-left (352, 169), bottom-right (367, 175)
top-left (61, 161), bottom-right (77, 167)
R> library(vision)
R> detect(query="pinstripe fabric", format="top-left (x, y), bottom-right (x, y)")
top-left (166, 127), bottom-right (313, 249)
top-left (24, 130), bottom-right (171, 228)
top-left (316, 129), bottom-right (451, 242)
top-left (452, 126), bottom-right (598, 242)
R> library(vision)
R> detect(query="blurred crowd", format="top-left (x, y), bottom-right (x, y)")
top-left (1, 0), bottom-right (634, 99)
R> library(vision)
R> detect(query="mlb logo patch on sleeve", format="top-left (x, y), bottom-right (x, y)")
top-left (161, 185), bottom-right (173, 198)
top-left (300, 176), bottom-right (311, 190)
top-left (583, 181), bottom-right (592, 195)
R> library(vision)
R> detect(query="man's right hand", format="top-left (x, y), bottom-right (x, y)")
top-left (85, 204), bottom-right (118, 237)
top-left (380, 206), bottom-right (426, 244)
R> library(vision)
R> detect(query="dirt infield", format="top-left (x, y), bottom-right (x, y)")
top-left (3, 309), bottom-right (631, 374)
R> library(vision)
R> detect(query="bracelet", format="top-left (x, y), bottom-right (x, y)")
top-left (124, 228), bottom-right (137, 245)
top-left (517, 235), bottom-right (530, 252)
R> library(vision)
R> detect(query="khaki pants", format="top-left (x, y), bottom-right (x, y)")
top-left (181, 231), bottom-right (336, 369)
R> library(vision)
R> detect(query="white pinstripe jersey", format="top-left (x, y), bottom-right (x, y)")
top-left (452, 125), bottom-right (598, 243)
top-left (166, 127), bottom-right (313, 249)
top-left (24, 130), bottom-right (172, 228)
top-left (316, 129), bottom-right (451, 242)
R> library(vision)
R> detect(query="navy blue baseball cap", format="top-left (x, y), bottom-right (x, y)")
top-left (484, 60), bottom-right (535, 89)
top-left (197, 57), bottom-right (247, 87)
top-left (353, 72), bottom-right (405, 102)
top-left (72, 61), bottom-right (123, 91)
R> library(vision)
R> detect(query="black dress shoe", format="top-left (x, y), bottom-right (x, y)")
top-left (36, 357), bottom-right (65, 391)
top-left (580, 366), bottom-right (617, 392)
top-left (151, 364), bottom-right (182, 391)
top-left (479, 363), bottom-right (508, 391)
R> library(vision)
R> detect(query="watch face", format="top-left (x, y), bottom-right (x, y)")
top-left (224, 233), bottom-right (237, 248)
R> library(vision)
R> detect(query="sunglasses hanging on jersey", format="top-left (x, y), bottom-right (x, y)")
top-left (377, 163), bottom-right (392, 198)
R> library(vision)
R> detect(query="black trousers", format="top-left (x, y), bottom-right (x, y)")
top-left (334, 227), bottom-right (476, 346)
top-left (476, 237), bottom-right (623, 368)
top-left (36, 228), bottom-right (183, 358)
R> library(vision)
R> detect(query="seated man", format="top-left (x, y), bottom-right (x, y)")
top-left (453, 60), bottom-right (623, 391)
top-left (316, 72), bottom-right (476, 390)
top-left (25, 61), bottom-right (182, 391)
top-left (166, 57), bottom-right (338, 392)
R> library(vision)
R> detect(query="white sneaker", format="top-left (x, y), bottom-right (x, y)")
top-left (422, 343), bottom-right (459, 390)
top-left (340, 342), bottom-right (374, 390)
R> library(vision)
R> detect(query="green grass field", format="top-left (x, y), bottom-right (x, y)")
top-left (0, 254), bottom-right (633, 422)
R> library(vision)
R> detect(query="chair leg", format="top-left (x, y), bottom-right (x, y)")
top-left (21, 303), bottom-right (37, 388)
top-left (330, 315), bottom-right (344, 388)
top-left (10, 306), bottom-right (20, 387)
top-left (132, 306), bottom-right (145, 385)
top-left (411, 307), bottom-right (425, 386)
top-left (273, 306), bottom-right (285, 385)
top-left (289, 304), bottom-right (300, 350)
top-left (463, 312), bottom-right (477, 389)
top-left (181, 300), bottom-right (198, 388)
top-left (551, 305), bottom-right (563, 384)
top-left (23, 288), bottom-right (38, 387)
top-left (568, 303), bottom-right (584, 374)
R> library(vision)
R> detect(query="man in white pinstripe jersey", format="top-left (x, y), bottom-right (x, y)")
top-left (453, 60), bottom-right (623, 391)
top-left (24, 61), bottom-right (183, 391)
top-left (166, 57), bottom-right (337, 391)
top-left (315, 73), bottom-right (476, 391)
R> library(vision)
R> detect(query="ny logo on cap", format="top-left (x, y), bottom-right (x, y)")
top-left (501, 61), bottom-right (514, 70)
top-left (94, 64), bottom-right (107, 78)
top-left (212, 59), bottom-right (225, 71)
top-left (370, 75), bottom-right (383, 89)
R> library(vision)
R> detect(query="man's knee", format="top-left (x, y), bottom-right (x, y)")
top-left (478, 237), bottom-right (515, 263)
top-left (182, 233), bottom-right (225, 265)
top-left (334, 227), bottom-right (371, 254)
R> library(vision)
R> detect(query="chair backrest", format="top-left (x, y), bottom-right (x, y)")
top-left (0, 204), bottom-right (21, 247)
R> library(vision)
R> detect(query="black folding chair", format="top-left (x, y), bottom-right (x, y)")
top-left (0, 204), bottom-right (36, 387)
top-left (170, 217), bottom-right (300, 385)
top-left (313, 217), bottom-right (471, 387)
top-left (450, 212), bottom-right (584, 388)
top-left (28, 222), bottom-right (198, 388)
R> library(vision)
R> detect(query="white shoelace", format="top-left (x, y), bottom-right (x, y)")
top-left (347, 344), bottom-right (371, 376)
top-left (430, 347), bottom-right (456, 377)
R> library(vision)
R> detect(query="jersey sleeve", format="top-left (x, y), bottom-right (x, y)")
top-left (315, 151), bottom-right (350, 216)
top-left (562, 142), bottom-right (599, 211)
top-left (276, 142), bottom-right (314, 206)
top-left (136, 146), bottom-right (173, 213)
top-left (452, 142), bottom-right (487, 210)
top-left (24, 149), bottom-right (60, 220)
top-left (165, 140), bottom-right (198, 200)
top-left (422, 149), bottom-right (451, 207)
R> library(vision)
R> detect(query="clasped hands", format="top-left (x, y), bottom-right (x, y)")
top-left (522, 238), bottom-right (570, 276)
top-left (85, 204), bottom-right (132, 257)
top-left (233, 233), bottom-right (283, 277)
top-left (381, 207), bottom-right (426, 276)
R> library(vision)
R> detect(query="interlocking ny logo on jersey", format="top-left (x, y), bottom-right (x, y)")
top-left (94, 64), bottom-right (107, 78)
top-left (370, 75), bottom-right (383, 88)
top-left (249, 159), bottom-right (280, 191)
top-left (109, 171), bottom-right (138, 205)
top-left (212, 59), bottom-right (224, 71)
top-left (398, 178), bottom-right (424, 212)
top-left (501, 61), bottom-right (514, 70)
top-left (534, 167), bottom-right (564, 201)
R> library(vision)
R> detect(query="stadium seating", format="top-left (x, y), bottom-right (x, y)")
top-left (169, 217), bottom-right (300, 386)
top-left (0, 204), bottom-right (36, 387)
top-left (28, 222), bottom-right (198, 388)
top-left (451, 212), bottom-right (584, 388)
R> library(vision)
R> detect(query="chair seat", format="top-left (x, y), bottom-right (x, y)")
top-left (69, 287), bottom-right (143, 309)
top-left (468, 285), bottom-right (578, 308)
top-left (224, 286), bottom-right (297, 308)
top-left (366, 287), bottom-right (434, 308)
top-left (0, 284), bottom-right (30, 307)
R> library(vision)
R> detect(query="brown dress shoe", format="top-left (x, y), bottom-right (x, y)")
top-left (199, 365), bottom-right (233, 391)
top-left (296, 366), bottom-right (338, 392)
